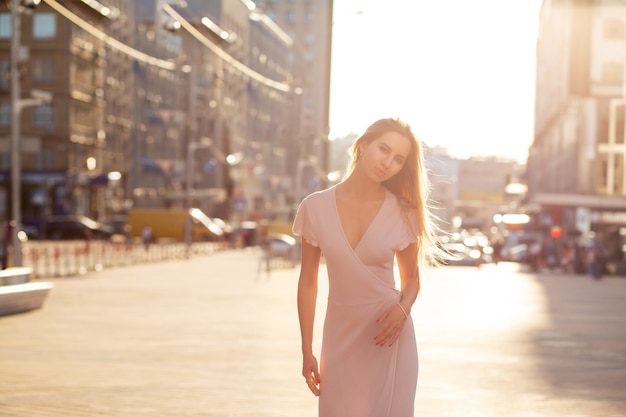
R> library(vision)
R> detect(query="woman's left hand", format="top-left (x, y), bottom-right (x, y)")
top-left (373, 304), bottom-right (408, 347)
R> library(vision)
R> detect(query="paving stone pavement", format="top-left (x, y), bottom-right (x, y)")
top-left (1, 249), bottom-right (625, 417)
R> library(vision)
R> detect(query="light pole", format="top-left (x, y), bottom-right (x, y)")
top-left (184, 137), bottom-right (220, 258)
top-left (10, 0), bottom-right (51, 266)
top-left (10, 0), bottom-right (25, 267)
top-left (184, 137), bottom-right (242, 257)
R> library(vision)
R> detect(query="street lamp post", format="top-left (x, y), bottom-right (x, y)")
top-left (10, 0), bottom-right (24, 267)
top-left (184, 137), bottom-right (241, 258)
top-left (184, 137), bottom-right (215, 258)
top-left (10, 0), bottom-right (51, 267)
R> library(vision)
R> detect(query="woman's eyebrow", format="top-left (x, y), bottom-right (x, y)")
top-left (379, 141), bottom-right (407, 159)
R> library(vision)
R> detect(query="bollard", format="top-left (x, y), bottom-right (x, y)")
top-left (30, 247), bottom-right (40, 279)
top-left (53, 246), bottom-right (61, 277)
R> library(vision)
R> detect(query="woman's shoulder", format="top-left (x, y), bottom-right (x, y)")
top-left (301, 186), bottom-right (335, 205)
top-left (385, 189), bottom-right (413, 211)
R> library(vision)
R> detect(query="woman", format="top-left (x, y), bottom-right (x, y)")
top-left (293, 118), bottom-right (441, 416)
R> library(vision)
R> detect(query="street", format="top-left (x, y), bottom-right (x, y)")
top-left (1, 249), bottom-right (625, 417)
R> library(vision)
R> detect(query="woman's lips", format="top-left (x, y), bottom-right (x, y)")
top-left (375, 167), bottom-right (387, 178)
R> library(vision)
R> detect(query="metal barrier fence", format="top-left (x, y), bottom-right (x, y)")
top-left (21, 240), bottom-right (221, 279)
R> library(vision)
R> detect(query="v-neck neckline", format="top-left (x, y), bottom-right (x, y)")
top-left (333, 185), bottom-right (387, 252)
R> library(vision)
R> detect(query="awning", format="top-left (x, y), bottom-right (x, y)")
top-left (531, 193), bottom-right (626, 210)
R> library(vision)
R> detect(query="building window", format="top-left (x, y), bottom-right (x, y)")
top-left (604, 19), bottom-right (625, 40)
top-left (602, 62), bottom-right (624, 85)
top-left (0, 14), bottom-right (10, 38)
top-left (33, 148), bottom-right (53, 170)
top-left (0, 59), bottom-right (9, 90)
top-left (33, 13), bottom-right (56, 39)
top-left (33, 105), bottom-right (54, 130)
top-left (0, 152), bottom-right (8, 170)
top-left (600, 156), bottom-right (609, 192)
top-left (32, 58), bottom-right (55, 83)
top-left (615, 156), bottom-right (624, 194)
top-left (0, 103), bottom-right (10, 127)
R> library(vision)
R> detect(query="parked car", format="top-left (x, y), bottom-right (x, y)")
top-left (189, 209), bottom-right (225, 241)
top-left (44, 215), bottom-right (114, 240)
top-left (267, 233), bottom-right (297, 260)
top-left (102, 215), bottom-right (129, 234)
top-left (210, 217), bottom-right (232, 235)
top-left (233, 221), bottom-right (260, 247)
top-left (102, 215), bottom-right (131, 241)
top-left (440, 242), bottom-right (492, 266)
top-left (502, 243), bottom-right (528, 263)
top-left (126, 208), bottom-right (223, 242)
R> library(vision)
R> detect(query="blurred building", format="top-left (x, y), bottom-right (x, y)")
top-left (0, 0), bottom-right (119, 231)
top-left (101, 0), bottom-right (134, 214)
top-left (163, 0), bottom-right (301, 220)
top-left (425, 148), bottom-right (458, 232)
top-left (528, 0), bottom-right (626, 259)
top-left (425, 148), bottom-right (521, 233)
top-left (162, 0), bottom-right (253, 219)
top-left (126, 0), bottom-right (186, 211)
top-left (0, 0), bottom-right (333, 230)
top-left (253, 0), bottom-right (334, 211)
top-left (241, 3), bottom-right (296, 220)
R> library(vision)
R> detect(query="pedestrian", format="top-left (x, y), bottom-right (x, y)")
top-left (491, 236), bottom-right (504, 266)
top-left (293, 118), bottom-right (442, 416)
top-left (141, 224), bottom-right (153, 250)
top-left (587, 232), bottom-right (607, 280)
top-left (560, 242), bottom-right (575, 274)
top-left (528, 238), bottom-right (542, 272)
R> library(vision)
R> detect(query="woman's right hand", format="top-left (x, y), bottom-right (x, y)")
top-left (302, 352), bottom-right (321, 396)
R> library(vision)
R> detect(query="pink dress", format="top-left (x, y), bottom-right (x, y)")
top-left (293, 185), bottom-right (418, 417)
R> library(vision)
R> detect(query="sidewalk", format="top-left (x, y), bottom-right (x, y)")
top-left (1, 250), bottom-right (625, 416)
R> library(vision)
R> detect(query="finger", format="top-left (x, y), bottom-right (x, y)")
top-left (304, 365), bottom-right (319, 381)
top-left (375, 319), bottom-right (397, 343)
top-left (374, 320), bottom-right (391, 344)
top-left (386, 331), bottom-right (400, 347)
top-left (313, 368), bottom-right (321, 383)
top-left (379, 331), bottom-right (397, 347)
top-left (375, 310), bottom-right (389, 324)
top-left (377, 323), bottom-right (403, 347)
top-left (306, 378), bottom-right (320, 396)
top-left (375, 329), bottom-right (391, 346)
top-left (374, 323), bottom-right (391, 345)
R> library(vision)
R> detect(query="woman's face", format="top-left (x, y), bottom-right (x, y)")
top-left (360, 131), bottom-right (412, 183)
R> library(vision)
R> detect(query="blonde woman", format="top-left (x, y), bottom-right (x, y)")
top-left (293, 118), bottom-right (441, 416)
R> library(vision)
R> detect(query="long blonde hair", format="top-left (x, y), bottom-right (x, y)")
top-left (348, 118), bottom-right (441, 266)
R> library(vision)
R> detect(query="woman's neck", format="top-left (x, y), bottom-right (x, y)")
top-left (338, 172), bottom-right (385, 201)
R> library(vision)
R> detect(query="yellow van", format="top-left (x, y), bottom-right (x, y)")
top-left (127, 208), bottom-right (223, 242)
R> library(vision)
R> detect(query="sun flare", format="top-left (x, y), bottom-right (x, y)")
top-left (331, 0), bottom-right (543, 163)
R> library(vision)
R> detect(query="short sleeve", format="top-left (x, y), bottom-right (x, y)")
top-left (292, 198), bottom-right (320, 247)
top-left (396, 209), bottom-right (419, 251)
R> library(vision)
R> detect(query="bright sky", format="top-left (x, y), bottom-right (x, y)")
top-left (329, 0), bottom-right (544, 163)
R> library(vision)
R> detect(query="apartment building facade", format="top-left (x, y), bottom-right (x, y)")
top-left (253, 0), bottom-right (334, 209)
top-left (0, 0), bottom-right (117, 230)
top-left (1, 0), bottom-right (332, 229)
top-left (527, 0), bottom-right (626, 259)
